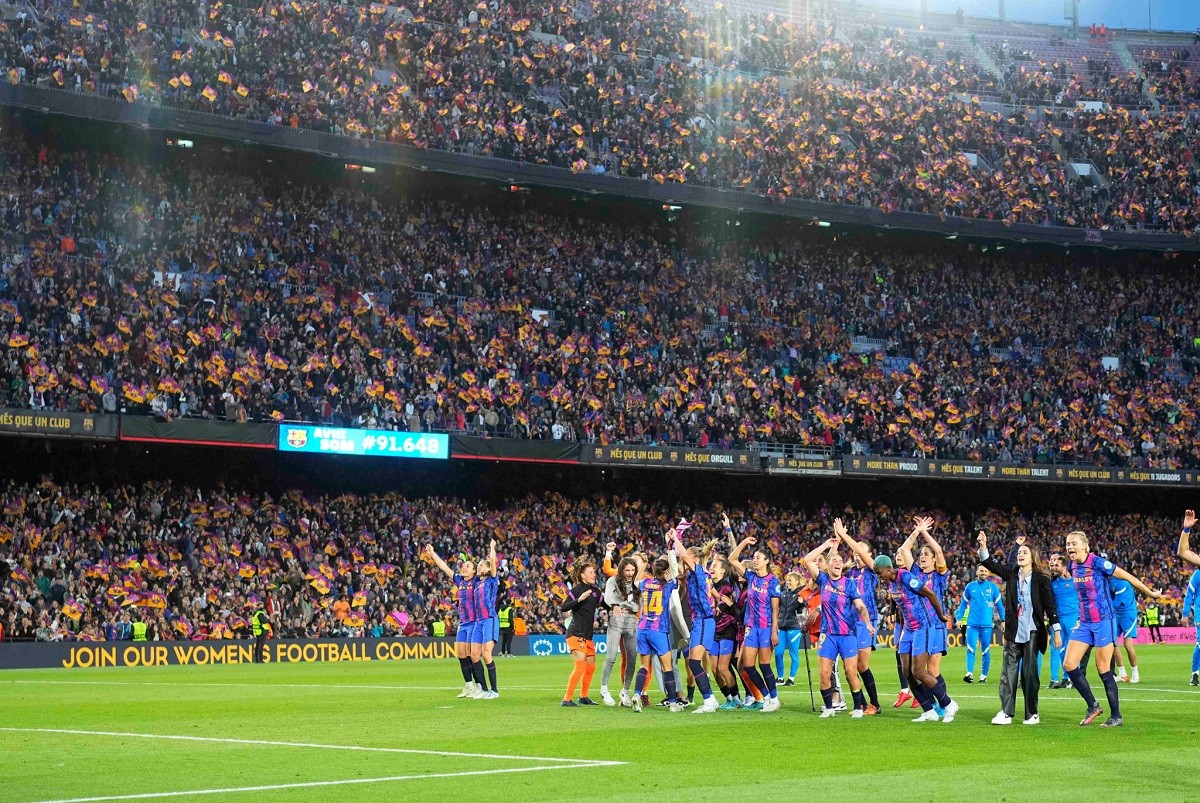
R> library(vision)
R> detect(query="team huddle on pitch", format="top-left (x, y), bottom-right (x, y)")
top-left (434, 510), bottom-right (1200, 727)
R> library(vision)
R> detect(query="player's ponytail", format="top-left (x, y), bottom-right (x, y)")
top-left (694, 538), bottom-right (719, 563)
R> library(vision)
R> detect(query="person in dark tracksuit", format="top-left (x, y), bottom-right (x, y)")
top-left (775, 573), bottom-right (803, 686)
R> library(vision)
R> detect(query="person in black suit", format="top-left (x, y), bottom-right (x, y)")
top-left (977, 531), bottom-right (1062, 726)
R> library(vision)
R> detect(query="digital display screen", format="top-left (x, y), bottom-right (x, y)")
top-left (278, 426), bottom-right (449, 460)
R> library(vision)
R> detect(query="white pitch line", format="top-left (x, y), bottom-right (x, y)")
top-left (1114, 686), bottom-right (1200, 695)
top-left (0, 728), bottom-right (626, 766)
top-left (27, 764), bottom-right (615, 803)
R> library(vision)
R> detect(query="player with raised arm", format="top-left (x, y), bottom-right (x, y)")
top-left (897, 517), bottom-right (959, 723)
top-left (915, 520), bottom-right (952, 694)
top-left (1062, 530), bottom-right (1162, 727)
top-left (835, 517), bottom-right (884, 714)
top-left (471, 540), bottom-right (501, 698)
top-left (1047, 552), bottom-right (1083, 689)
top-left (710, 513), bottom-right (744, 709)
top-left (670, 519), bottom-right (721, 714)
top-left (425, 543), bottom-right (482, 699)
top-left (729, 534), bottom-right (782, 712)
top-left (802, 534), bottom-right (876, 718)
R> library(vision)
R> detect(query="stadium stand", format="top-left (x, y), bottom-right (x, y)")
top-left (4, 0), bottom-right (1200, 231)
top-left (0, 135), bottom-right (1197, 465)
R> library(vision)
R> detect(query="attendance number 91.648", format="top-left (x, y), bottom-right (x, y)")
top-left (363, 434), bottom-right (440, 454)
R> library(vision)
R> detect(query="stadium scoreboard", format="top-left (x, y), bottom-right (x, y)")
top-left (278, 426), bottom-right (448, 460)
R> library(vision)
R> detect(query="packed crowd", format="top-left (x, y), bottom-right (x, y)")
top-left (3, 137), bottom-right (1200, 465)
top-left (1138, 46), bottom-right (1200, 108)
top-left (0, 479), bottom-right (1192, 643)
top-left (4, 0), bottom-right (1200, 231)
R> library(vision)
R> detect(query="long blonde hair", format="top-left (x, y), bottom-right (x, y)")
top-left (694, 538), bottom-right (719, 563)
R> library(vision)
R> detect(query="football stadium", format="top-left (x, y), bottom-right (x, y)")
top-left (3, 0), bottom-right (1200, 799)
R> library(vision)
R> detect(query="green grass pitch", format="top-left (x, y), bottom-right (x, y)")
top-left (2, 646), bottom-right (1198, 801)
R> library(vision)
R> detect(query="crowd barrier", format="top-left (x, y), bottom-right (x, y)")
top-left (3, 627), bottom-right (1189, 669)
top-left (1134, 626), bottom-right (1197, 646)
top-left (0, 637), bottom-right (531, 669)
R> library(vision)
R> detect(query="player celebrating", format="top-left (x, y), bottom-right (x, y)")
top-left (671, 520), bottom-right (721, 714)
top-left (729, 535), bottom-right (782, 712)
top-left (471, 540), bottom-right (500, 699)
top-left (914, 522), bottom-right (952, 702)
top-left (1047, 552), bottom-right (1083, 689)
top-left (632, 557), bottom-right (683, 713)
top-left (956, 564), bottom-right (1004, 684)
top-left (560, 559), bottom-right (602, 706)
top-left (1175, 510), bottom-right (1200, 685)
top-left (898, 517), bottom-right (959, 723)
top-left (802, 534), bottom-right (876, 718)
top-left (886, 576), bottom-right (915, 709)
top-left (1062, 530), bottom-right (1162, 727)
top-left (834, 517), bottom-right (884, 714)
top-left (710, 546), bottom-right (743, 709)
top-left (426, 543), bottom-right (483, 699)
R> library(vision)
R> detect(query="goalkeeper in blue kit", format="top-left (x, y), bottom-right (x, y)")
top-left (956, 565), bottom-right (1005, 683)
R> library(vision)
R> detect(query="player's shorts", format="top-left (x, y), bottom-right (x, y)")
top-left (1057, 618), bottom-right (1077, 650)
top-left (455, 619), bottom-right (475, 643)
top-left (689, 617), bottom-right (716, 653)
top-left (898, 627), bottom-right (914, 654)
top-left (1115, 610), bottom-right (1138, 640)
top-left (818, 633), bottom-right (859, 661)
top-left (1070, 619), bottom-right (1115, 648)
top-left (925, 624), bottom-right (947, 655)
top-left (909, 627), bottom-right (931, 656)
top-left (467, 618), bottom-right (497, 644)
top-left (566, 636), bottom-right (595, 657)
top-left (713, 638), bottom-right (736, 656)
top-left (743, 625), bottom-right (774, 650)
top-left (856, 620), bottom-right (876, 651)
top-left (637, 629), bottom-right (671, 657)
